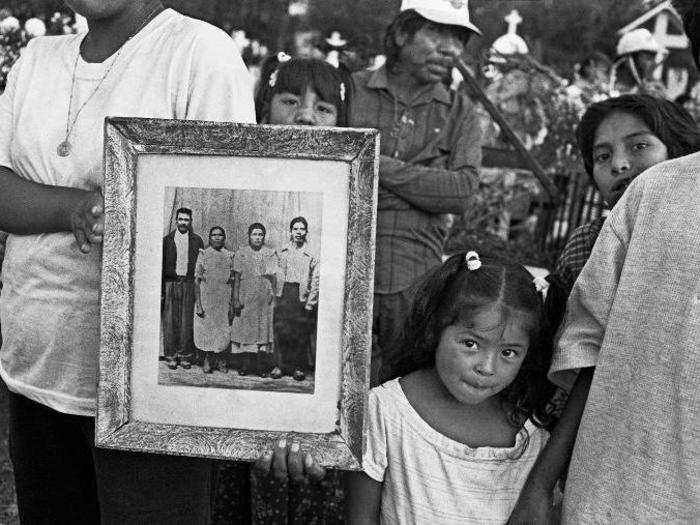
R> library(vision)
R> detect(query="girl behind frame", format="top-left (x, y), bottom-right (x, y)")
top-left (213, 54), bottom-right (352, 524)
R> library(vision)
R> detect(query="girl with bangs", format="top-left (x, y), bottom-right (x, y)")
top-left (213, 54), bottom-right (351, 524)
top-left (255, 54), bottom-right (352, 128)
top-left (346, 252), bottom-right (556, 523)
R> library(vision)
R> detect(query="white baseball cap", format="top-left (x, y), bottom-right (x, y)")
top-left (616, 28), bottom-right (666, 57)
top-left (401, 0), bottom-right (481, 35)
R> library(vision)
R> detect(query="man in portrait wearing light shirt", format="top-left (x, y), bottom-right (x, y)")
top-left (162, 207), bottom-right (204, 370)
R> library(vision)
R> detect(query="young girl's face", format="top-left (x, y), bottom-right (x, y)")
top-left (249, 228), bottom-right (265, 248)
top-left (592, 111), bottom-right (668, 206)
top-left (268, 87), bottom-right (338, 127)
top-left (435, 305), bottom-right (531, 406)
top-left (209, 229), bottom-right (225, 250)
top-left (290, 221), bottom-right (307, 244)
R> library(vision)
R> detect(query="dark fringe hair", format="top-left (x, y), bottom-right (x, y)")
top-left (384, 252), bottom-right (555, 431)
top-left (255, 56), bottom-right (353, 126)
top-left (247, 222), bottom-right (266, 237)
top-left (208, 226), bottom-right (225, 238)
top-left (576, 94), bottom-right (700, 178)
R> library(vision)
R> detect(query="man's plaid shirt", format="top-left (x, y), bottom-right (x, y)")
top-left (350, 66), bottom-right (482, 294)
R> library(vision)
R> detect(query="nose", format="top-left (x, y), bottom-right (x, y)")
top-left (294, 100), bottom-right (316, 126)
top-left (474, 352), bottom-right (497, 376)
top-left (611, 150), bottom-right (631, 175)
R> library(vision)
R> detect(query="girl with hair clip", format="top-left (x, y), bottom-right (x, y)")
top-left (213, 54), bottom-right (351, 524)
top-left (545, 94), bottom-right (700, 335)
top-left (346, 252), bottom-right (556, 524)
top-left (255, 53), bottom-right (352, 127)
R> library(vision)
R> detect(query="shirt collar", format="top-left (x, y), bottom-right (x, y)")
top-left (283, 242), bottom-right (312, 257)
top-left (175, 230), bottom-right (189, 238)
top-left (366, 65), bottom-right (452, 106)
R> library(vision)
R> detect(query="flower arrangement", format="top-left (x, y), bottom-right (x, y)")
top-left (0, 11), bottom-right (75, 92)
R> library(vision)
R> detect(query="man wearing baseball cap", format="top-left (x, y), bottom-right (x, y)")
top-left (350, 0), bottom-right (482, 385)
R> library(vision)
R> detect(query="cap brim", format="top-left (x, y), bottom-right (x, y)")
top-left (413, 6), bottom-right (481, 35)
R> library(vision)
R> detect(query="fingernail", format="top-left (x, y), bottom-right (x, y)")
top-left (278, 438), bottom-right (286, 448)
top-left (290, 442), bottom-right (300, 453)
top-left (91, 206), bottom-right (100, 215)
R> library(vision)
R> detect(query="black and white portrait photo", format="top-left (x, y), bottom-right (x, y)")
top-left (158, 186), bottom-right (323, 395)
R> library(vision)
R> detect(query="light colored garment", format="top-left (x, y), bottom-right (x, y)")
top-left (174, 230), bottom-right (189, 277)
top-left (230, 245), bottom-right (279, 348)
top-left (277, 243), bottom-right (319, 307)
top-left (363, 378), bottom-right (549, 524)
top-left (193, 247), bottom-right (234, 353)
top-left (0, 8), bottom-right (255, 416)
top-left (550, 153), bottom-right (700, 523)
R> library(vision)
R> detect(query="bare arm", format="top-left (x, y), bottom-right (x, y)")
top-left (0, 166), bottom-right (103, 252)
top-left (509, 367), bottom-right (594, 523)
top-left (345, 471), bottom-right (382, 525)
top-left (232, 272), bottom-right (242, 311)
top-left (194, 279), bottom-right (204, 317)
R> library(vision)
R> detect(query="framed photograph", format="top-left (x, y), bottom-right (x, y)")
top-left (95, 118), bottom-right (378, 469)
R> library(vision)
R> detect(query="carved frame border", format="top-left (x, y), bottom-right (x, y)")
top-left (95, 118), bottom-right (378, 469)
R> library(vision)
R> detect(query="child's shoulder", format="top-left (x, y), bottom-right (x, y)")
top-left (369, 377), bottom-right (409, 411)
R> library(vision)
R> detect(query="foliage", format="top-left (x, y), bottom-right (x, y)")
top-left (0, 27), bottom-right (23, 91)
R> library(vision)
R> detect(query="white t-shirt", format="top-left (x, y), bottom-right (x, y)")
top-left (0, 8), bottom-right (255, 416)
top-left (174, 230), bottom-right (189, 276)
top-left (363, 379), bottom-right (549, 524)
top-left (550, 153), bottom-right (700, 523)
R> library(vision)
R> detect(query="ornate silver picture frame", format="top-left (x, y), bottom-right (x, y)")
top-left (95, 118), bottom-right (378, 469)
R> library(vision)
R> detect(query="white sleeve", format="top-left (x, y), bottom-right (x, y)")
top-left (362, 386), bottom-right (388, 482)
top-left (181, 26), bottom-right (255, 124)
top-left (549, 204), bottom-right (630, 391)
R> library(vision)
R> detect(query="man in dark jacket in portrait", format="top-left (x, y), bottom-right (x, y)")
top-left (350, 0), bottom-right (483, 384)
top-left (162, 207), bottom-right (203, 369)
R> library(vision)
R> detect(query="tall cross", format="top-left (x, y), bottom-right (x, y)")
top-left (504, 9), bottom-right (522, 35)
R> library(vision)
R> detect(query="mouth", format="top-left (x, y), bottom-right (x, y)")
top-left (462, 379), bottom-right (493, 391)
top-left (611, 176), bottom-right (635, 194)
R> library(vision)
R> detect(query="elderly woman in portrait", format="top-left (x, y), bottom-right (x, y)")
top-left (230, 222), bottom-right (279, 376)
top-left (273, 216), bottom-right (319, 381)
top-left (193, 226), bottom-right (234, 374)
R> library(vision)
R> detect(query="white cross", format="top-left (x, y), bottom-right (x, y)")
top-left (504, 9), bottom-right (522, 35)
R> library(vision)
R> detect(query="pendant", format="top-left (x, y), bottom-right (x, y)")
top-left (57, 140), bottom-right (71, 157)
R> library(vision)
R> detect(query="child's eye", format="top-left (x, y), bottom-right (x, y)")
top-left (594, 152), bottom-right (610, 163)
top-left (277, 95), bottom-right (299, 106)
top-left (461, 339), bottom-right (478, 350)
top-left (317, 104), bottom-right (336, 115)
top-left (633, 142), bottom-right (649, 150)
top-left (501, 348), bottom-right (520, 359)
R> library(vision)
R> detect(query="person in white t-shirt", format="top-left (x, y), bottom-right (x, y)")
top-left (346, 251), bottom-right (556, 524)
top-left (0, 1), bottom-right (255, 522)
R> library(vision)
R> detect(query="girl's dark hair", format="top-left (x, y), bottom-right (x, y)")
top-left (289, 216), bottom-right (308, 231)
top-left (384, 9), bottom-right (474, 71)
top-left (255, 56), bottom-right (353, 126)
top-left (576, 94), bottom-right (700, 178)
top-left (209, 226), bottom-right (225, 238)
top-left (247, 222), bottom-right (266, 237)
top-left (387, 253), bottom-right (554, 429)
